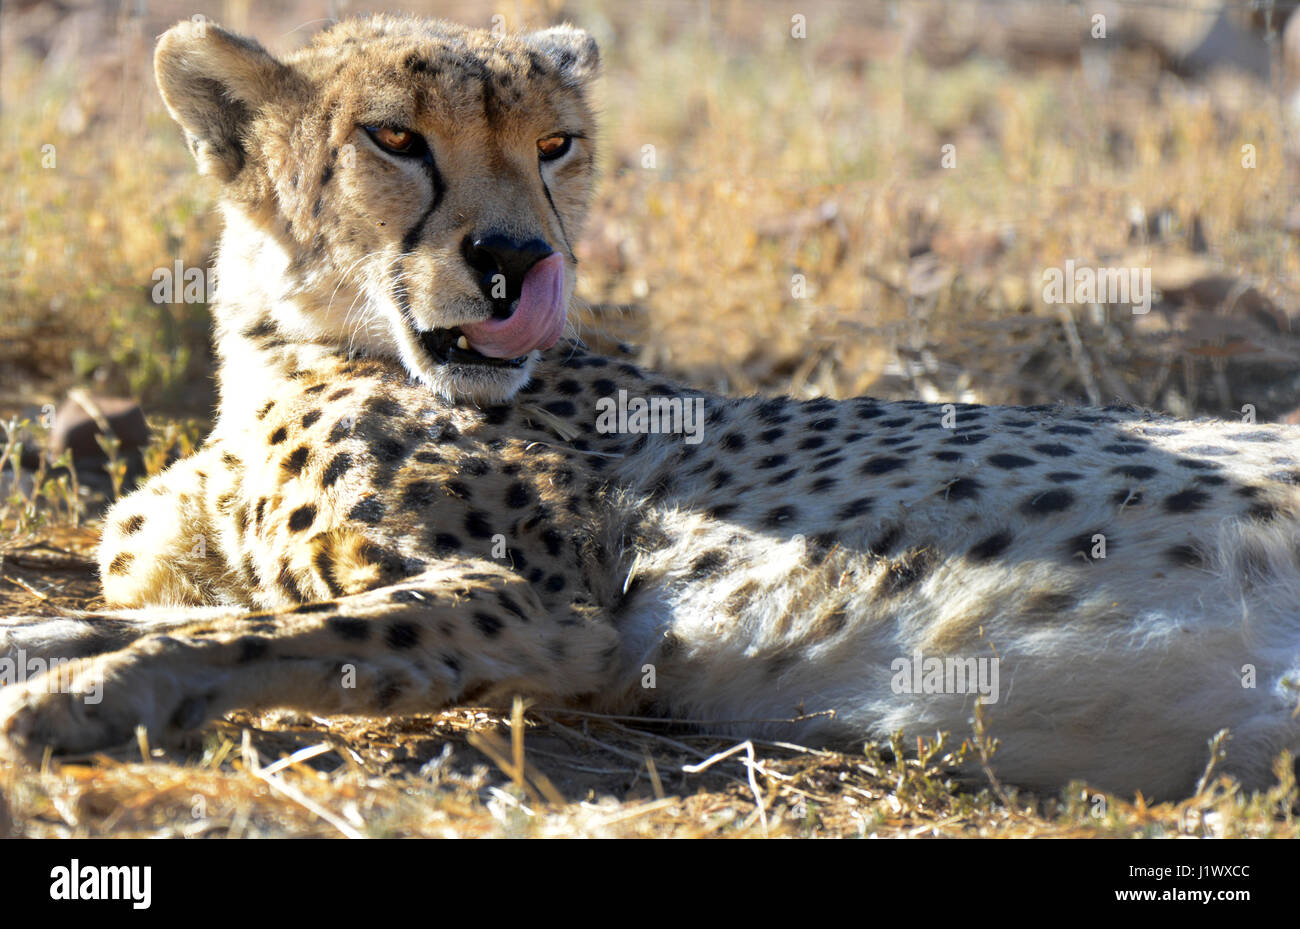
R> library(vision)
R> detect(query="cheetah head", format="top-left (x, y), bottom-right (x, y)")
top-left (154, 14), bottom-right (599, 403)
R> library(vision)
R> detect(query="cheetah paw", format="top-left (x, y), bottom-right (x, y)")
top-left (0, 654), bottom-right (211, 762)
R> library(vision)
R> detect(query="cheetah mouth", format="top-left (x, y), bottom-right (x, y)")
top-left (416, 252), bottom-right (566, 370)
top-left (418, 328), bottom-right (529, 368)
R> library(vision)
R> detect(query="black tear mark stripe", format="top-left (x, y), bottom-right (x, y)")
top-left (400, 153), bottom-right (447, 254)
top-left (537, 166), bottom-right (575, 261)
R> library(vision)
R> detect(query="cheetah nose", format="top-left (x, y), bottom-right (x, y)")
top-left (459, 252), bottom-right (566, 359)
top-left (462, 233), bottom-right (554, 318)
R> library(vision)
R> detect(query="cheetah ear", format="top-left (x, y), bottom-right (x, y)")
top-left (527, 25), bottom-right (600, 83)
top-left (154, 19), bottom-right (295, 182)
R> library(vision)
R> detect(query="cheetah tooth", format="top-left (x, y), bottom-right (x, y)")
top-left (456, 336), bottom-right (470, 350)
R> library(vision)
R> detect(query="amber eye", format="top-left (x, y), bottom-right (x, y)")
top-left (537, 134), bottom-right (572, 161)
top-left (366, 126), bottom-right (427, 158)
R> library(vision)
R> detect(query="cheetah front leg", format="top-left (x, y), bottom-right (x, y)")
top-left (0, 560), bottom-right (621, 759)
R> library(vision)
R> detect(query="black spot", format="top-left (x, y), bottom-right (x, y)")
top-left (328, 387), bottom-right (353, 401)
top-left (376, 675), bottom-right (405, 710)
top-left (348, 498), bottom-right (385, 524)
top-left (365, 396), bottom-right (400, 417)
top-left (505, 482), bottom-right (532, 508)
top-left (865, 524), bottom-right (901, 556)
top-left (1111, 465), bottom-right (1158, 479)
top-left (1246, 502), bottom-right (1281, 522)
top-left (541, 529), bottom-right (564, 557)
top-left (1164, 488), bottom-right (1211, 514)
top-left (474, 612), bottom-right (504, 638)
top-left (369, 434), bottom-right (408, 464)
top-left (121, 514), bottom-right (145, 535)
top-left (543, 400), bottom-right (576, 417)
top-left (810, 418), bottom-right (837, 431)
top-left (1102, 444), bottom-right (1147, 456)
top-left (756, 398), bottom-right (791, 423)
top-left (945, 478), bottom-right (982, 501)
top-left (759, 428), bottom-right (784, 443)
top-left (763, 505), bottom-right (797, 527)
top-left (464, 510), bottom-right (494, 538)
top-left (1167, 544), bottom-right (1206, 568)
top-left (108, 552), bottom-right (133, 575)
top-left (969, 531), bottom-right (1013, 561)
top-left (1047, 425), bottom-right (1090, 436)
top-left (1046, 471), bottom-right (1082, 483)
top-left (757, 454), bottom-right (787, 470)
top-left (294, 602), bottom-right (334, 614)
top-left (235, 636), bottom-right (269, 663)
top-left (1021, 489), bottom-right (1074, 515)
top-left (326, 418), bottom-right (352, 443)
top-left (838, 497), bottom-right (873, 519)
top-left (988, 454), bottom-right (1034, 469)
top-left (933, 451), bottom-right (962, 462)
top-left (545, 574), bottom-right (566, 592)
top-left (269, 426), bottom-right (288, 445)
top-left (722, 432), bottom-right (746, 450)
top-left (301, 409), bottom-right (322, 429)
top-left (861, 456), bottom-right (906, 475)
top-left (321, 452), bottom-right (352, 487)
top-left (328, 617), bottom-right (369, 641)
top-left (497, 592), bottom-right (528, 621)
top-left (287, 505), bottom-right (316, 532)
top-left (688, 550), bottom-right (726, 579)
top-left (402, 480), bottom-right (441, 508)
top-left (386, 622), bottom-right (421, 650)
top-left (432, 533), bottom-right (461, 556)
top-left (1112, 488), bottom-right (1143, 506)
top-left (1031, 443), bottom-right (1074, 458)
top-left (282, 446), bottom-right (310, 476)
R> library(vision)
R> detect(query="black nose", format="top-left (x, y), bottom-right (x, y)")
top-left (462, 234), bottom-right (554, 318)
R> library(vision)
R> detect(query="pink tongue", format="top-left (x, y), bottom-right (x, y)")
top-left (460, 253), bottom-right (566, 359)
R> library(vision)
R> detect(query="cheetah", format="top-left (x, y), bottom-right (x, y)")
top-left (2, 14), bottom-right (1299, 801)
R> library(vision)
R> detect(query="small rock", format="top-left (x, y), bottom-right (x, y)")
top-left (49, 393), bottom-right (149, 462)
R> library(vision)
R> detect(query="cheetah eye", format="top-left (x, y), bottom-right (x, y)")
top-left (537, 134), bottom-right (572, 161)
top-left (365, 126), bottom-right (428, 159)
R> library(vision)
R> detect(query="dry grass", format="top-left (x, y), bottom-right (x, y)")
top-left (2, 0), bottom-right (1299, 837)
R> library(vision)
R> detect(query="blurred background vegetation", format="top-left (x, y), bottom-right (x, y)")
top-left (3, 0), bottom-right (1297, 419)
